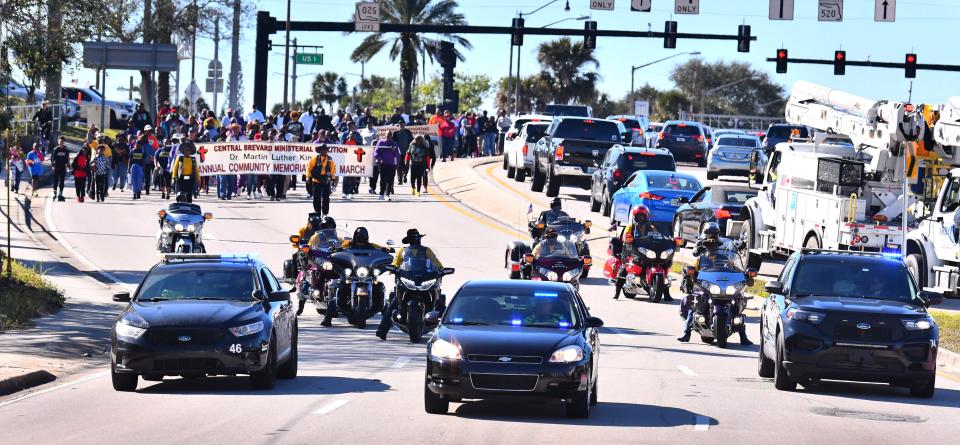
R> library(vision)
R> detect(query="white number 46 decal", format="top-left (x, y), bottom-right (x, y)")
top-left (229, 344), bottom-right (243, 354)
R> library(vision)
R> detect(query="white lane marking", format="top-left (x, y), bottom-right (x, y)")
top-left (0, 371), bottom-right (108, 409)
top-left (614, 328), bottom-right (631, 339)
top-left (44, 195), bottom-right (135, 292)
top-left (205, 232), bottom-right (219, 241)
top-left (694, 415), bottom-right (710, 431)
top-left (676, 365), bottom-right (697, 377)
top-left (391, 357), bottom-right (411, 369)
top-left (313, 399), bottom-right (350, 415)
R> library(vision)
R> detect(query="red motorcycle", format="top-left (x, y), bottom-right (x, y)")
top-left (604, 232), bottom-right (676, 302)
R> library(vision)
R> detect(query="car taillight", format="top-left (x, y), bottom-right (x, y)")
top-left (695, 135), bottom-right (704, 143)
top-left (555, 145), bottom-right (564, 161)
top-left (658, 132), bottom-right (665, 140)
top-left (638, 151), bottom-right (656, 157)
top-left (640, 192), bottom-right (664, 200)
top-left (522, 144), bottom-right (528, 156)
top-left (613, 168), bottom-right (624, 180)
top-left (714, 208), bottom-right (732, 219)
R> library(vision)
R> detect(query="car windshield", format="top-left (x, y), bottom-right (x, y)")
top-left (554, 120), bottom-right (621, 142)
top-left (698, 248), bottom-right (745, 272)
top-left (723, 190), bottom-right (756, 203)
top-left (536, 238), bottom-right (579, 258)
top-left (717, 137), bottom-right (759, 148)
top-left (620, 153), bottom-right (676, 171)
top-left (444, 288), bottom-right (580, 328)
top-left (664, 125), bottom-right (700, 136)
top-left (137, 268), bottom-right (256, 301)
top-left (524, 124), bottom-right (549, 142)
top-left (644, 173), bottom-right (700, 191)
top-left (792, 260), bottom-right (915, 302)
top-left (767, 126), bottom-right (808, 140)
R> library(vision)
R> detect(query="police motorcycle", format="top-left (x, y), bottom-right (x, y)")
top-left (605, 231), bottom-right (676, 302)
top-left (284, 229), bottom-right (346, 316)
top-left (506, 216), bottom-right (593, 279)
top-left (155, 203), bottom-right (213, 253)
top-left (681, 245), bottom-right (758, 348)
top-left (326, 242), bottom-right (396, 329)
top-left (381, 252), bottom-right (455, 343)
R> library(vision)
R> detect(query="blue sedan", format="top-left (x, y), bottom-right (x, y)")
top-left (610, 170), bottom-right (702, 232)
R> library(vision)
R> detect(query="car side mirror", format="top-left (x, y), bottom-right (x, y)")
top-left (442, 267), bottom-right (456, 275)
top-left (586, 316), bottom-right (604, 328)
top-left (764, 280), bottom-right (783, 294)
top-left (918, 291), bottom-right (943, 307)
top-left (677, 196), bottom-right (689, 204)
top-left (252, 290), bottom-right (266, 300)
top-left (112, 292), bottom-right (131, 302)
top-left (425, 311), bottom-right (441, 324)
top-left (268, 291), bottom-right (291, 302)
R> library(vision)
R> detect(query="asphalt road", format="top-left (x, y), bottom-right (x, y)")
top-left (1, 166), bottom-right (959, 444)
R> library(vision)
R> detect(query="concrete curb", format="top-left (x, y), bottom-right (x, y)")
top-left (0, 370), bottom-right (56, 397)
top-left (938, 347), bottom-right (960, 375)
top-left (432, 158), bottom-right (525, 234)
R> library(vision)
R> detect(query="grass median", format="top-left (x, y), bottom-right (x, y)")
top-left (931, 310), bottom-right (960, 353)
top-left (0, 254), bottom-right (65, 331)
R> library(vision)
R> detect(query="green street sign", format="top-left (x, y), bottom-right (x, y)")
top-left (296, 53), bottom-right (324, 65)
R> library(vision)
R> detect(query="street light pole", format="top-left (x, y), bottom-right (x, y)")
top-left (630, 51), bottom-right (701, 99)
top-left (282, 0), bottom-right (291, 111)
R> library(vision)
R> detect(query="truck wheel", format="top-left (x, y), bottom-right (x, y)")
top-left (906, 254), bottom-right (924, 289)
top-left (515, 166), bottom-right (526, 182)
top-left (773, 332), bottom-right (797, 391)
top-left (601, 190), bottom-right (612, 217)
top-left (589, 192), bottom-right (601, 212)
top-left (545, 168), bottom-right (561, 197)
top-left (743, 219), bottom-right (763, 270)
top-left (697, 155), bottom-right (707, 167)
top-left (507, 164), bottom-right (516, 179)
top-left (531, 162), bottom-right (546, 192)
top-left (502, 153), bottom-right (509, 170)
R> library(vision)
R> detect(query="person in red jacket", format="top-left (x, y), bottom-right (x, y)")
top-left (71, 146), bottom-right (90, 202)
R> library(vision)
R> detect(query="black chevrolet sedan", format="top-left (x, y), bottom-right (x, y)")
top-left (110, 254), bottom-right (298, 391)
top-left (424, 280), bottom-right (603, 418)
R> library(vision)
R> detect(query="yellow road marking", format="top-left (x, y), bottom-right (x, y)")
top-left (483, 163), bottom-right (549, 209)
top-left (426, 181), bottom-right (525, 238)
top-left (938, 370), bottom-right (960, 383)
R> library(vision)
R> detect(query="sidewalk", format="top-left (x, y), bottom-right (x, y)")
top-left (0, 182), bottom-right (124, 396)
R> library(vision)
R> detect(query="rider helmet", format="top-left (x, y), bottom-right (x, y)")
top-left (550, 197), bottom-right (562, 211)
top-left (352, 227), bottom-right (370, 245)
top-left (320, 216), bottom-right (336, 230)
top-left (307, 213), bottom-right (322, 229)
top-left (632, 205), bottom-right (651, 224)
top-left (543, 227), bottom-right (559, 238)
top-left (701, 222), bottom-right (721, 243)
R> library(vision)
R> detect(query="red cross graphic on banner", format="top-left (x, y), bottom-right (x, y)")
top-left (197, 145), bottom-right (208, 163)
top-left (354, 147), bottom-right (367, 163)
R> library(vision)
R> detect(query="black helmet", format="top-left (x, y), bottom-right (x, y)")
top-left (308, 213), bottom-right (322, 228)
top-left (702, 222), bottom-right (721, 242)
top-left (550, 197), bottom-right (562, 210)
top-left (353, 227), bottom-right (370, 245)
top-left (543, 227), bottom-right (559, 238)
top-left (320, 216), bottom-right (336, 230)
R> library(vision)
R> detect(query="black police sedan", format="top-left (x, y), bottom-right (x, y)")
top-left (110, 254), bottom-right (298, 391)
top-left (758, 250), bottom-right (942, 397)
top-left (424, 280), bottom-right (603, 418)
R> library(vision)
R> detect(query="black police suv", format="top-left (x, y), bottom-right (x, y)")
top-left (110, 254), bottom-right (298, 391)
top-left (758, 250), bottom-right (942, 397)
top-left (424, 280), bottom-right (603, 418)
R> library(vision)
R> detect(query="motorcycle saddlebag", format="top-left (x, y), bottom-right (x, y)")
top-left (283, 259), bottom-right (297, 281)
top-left (603, 257), bottom-right (621, 279)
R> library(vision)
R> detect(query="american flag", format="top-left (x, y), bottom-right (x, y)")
top-left (527, 204), bottom-right (533, 214)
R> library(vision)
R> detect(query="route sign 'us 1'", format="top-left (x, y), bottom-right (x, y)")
top-left (875, 0), bottom-right (896, 22)
top-left (818, 0), bottom-right (843, 22)
top-left (769, 0), bottom-right (795, 20)
top-left (675, 0), bottom-right (699, 14)
top-left (631, 0), bottom-right (652, 12)
top-left (354, 2), bottom-right (380, 32)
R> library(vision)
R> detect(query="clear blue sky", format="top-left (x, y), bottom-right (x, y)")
top-left (68, 0), bottom-right (960, 114)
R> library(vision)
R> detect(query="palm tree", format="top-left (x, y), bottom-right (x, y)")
top-left (350, 0), bottom-right (471, 112)
top-left (311, 71), bottom-right (346, 113)
top-left (536, 38), bottom-right (599, 104)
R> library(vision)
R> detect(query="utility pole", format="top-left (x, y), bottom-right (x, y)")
top-left (5, 130), bottom-right (11, 278)
top-left (190, 0), bottom-right (198, 114)
top-left (291, 37), bottom-right (297, 105)
top-left (213, 16), bottom-right (220, 114)
top-left (228, 0), bottom-right (241, 110)
top-left (282, 0), bottom-right (292, 110)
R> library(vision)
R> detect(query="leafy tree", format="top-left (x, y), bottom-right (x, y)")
top-left (656, 90), bottom-right (691, 120)
top-left (670, 59), bottom-right (786, 117)
top-left (349, 0), bottom-right (471, 112)
top-left (536, 38), bottom-right (599, 105)
top-left (494, 74), bottom-right (552, 114)
top-left (416, 73), bottom-right (493, 111)
top-left (311, 71), bottom-right (347, 113)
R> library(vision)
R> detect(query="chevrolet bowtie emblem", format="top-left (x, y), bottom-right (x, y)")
top-left (498, 356), bottom-right (512, 362)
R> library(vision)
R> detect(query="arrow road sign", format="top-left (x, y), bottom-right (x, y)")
top-left (769, 0), bottom-right (795, 20)
top-left (875, 0), bottom-right (896, 22)
top-left (631, 0), bottom-right (652, 11)
top-left (675, 0), bottom-right (699, 14)
top-left (818, 0), bottom-right (843, 22)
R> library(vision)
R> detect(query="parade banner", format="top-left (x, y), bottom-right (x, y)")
top-left (195, 142), bottom-right (375, 177)
top-left (374, 124), bottom-right (438, 138)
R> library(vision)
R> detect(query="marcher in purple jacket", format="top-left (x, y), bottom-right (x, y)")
top-left (374, 132), bottom-right (401, 200)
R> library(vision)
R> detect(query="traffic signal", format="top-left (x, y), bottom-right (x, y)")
top-left (834, 50), bottom-right (846, 75)
top-left (776, 49), bottom-right (788, 74)
top-left (664, 21), bottom-right (677, 49)
top-left (737, 25), bottom-right (751, 53)
top-left (584, 21), bottom-right (597, 50)
top-left (512, 17), bottom-right (525, 46)
top-left (905, 53), bottom-right (917, 78)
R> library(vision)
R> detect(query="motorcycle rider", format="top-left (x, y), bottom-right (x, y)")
top-left (375, 228), bottom-right (444, 340)
top-left (307, 216), bottom-right (339, 249)
top-left (531, 198), bottom-right (569, 239)
top-left (321, 227), bottom-right (384, 327)
top-left (677, 222), bottom-right (752, 345)
top-left (613, 206), bottom-right (672, 301)
top-left (295, 217), bottom-right (340, 316)
top-left (531, 228), bottom-right (564, 257)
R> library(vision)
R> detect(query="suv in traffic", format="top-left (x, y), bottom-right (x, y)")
top-left (763, 123), bottom-right (809, 151)
top-left (544, 104), bottom-right (593, 118)
top-left (758, 250), bottom-right (942, 398)
top-left (532, 117), bottom-right (624, 197)
top-left (589, 146), bottom-right (675, 216)
top-left (656, 120), bottom-right (709, 166)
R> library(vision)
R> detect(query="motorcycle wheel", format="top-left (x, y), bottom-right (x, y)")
top-left (408, 304), bottom-right (423, 343)
top-left (715, 312), bottom-right (728, 349)
top-left (355, 310), bottom-right (366, 329)
top-left (581, 267), bottom-right (590, 279)
top-left (623, 291), bottom-right (636, 299)
top-left (651, 275), bottom-right (663, 303)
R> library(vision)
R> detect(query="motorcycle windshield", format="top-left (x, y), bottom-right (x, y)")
top-left (536, 239), bottom-right (580, 259)
top-left (549, 222), bottom-right (585, 243)
top-left (309, 229), bottom-right (342, 250)
top-left (166, 213), bottom-right (204, 227)
top-left (332, 248), bottom-right (393, 269)
top-left (635, 233), bottom-right (675, 253)
top-left (697, 248), bottom-right (744, 273)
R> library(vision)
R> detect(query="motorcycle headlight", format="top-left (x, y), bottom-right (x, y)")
top-left (115, 320), bottom-right (147, 340)
top-left (356, 267), bottom-right (370, 278)
top-left (162, 226), bottom-right (172, 233)
top-left (322, 261), bottom-right (333, 271)
top-left (569, 234), bottom-right (579, 243)
top-left (546, 271), bottom-right (559, 281)
top-left (174, 223), bottom-right (185, 232)
top-left (549, 345), bottom-right (584, 363)
top-left (902, 318), bottom-right (933, 330)
top-left (708, 284), bottom-right (722, 295)
top-left (563, 269), bottom-right (581, 281)
top-left (373, 268), bottom-right (382, 277)
top-left (229, 320), bottom-right (264, 337)
top-left (725, 285), bottom-right (738, 295)
top-left (661, 249), bottom-right (674, 259)
top-left (344, 268), bottom-right (352, 277)
top-left (187, 224), bottom-right (196, 233)
top-left (645, 249), bottom-right (656, 259)
top-left (429, 338), bottom-right (462, 361)
top-left (557, 235), bottom-right (567, 243)
top-left (400, 277), bottom-right (417, 288)
top-left (420, 279), bottom-right (437, 289)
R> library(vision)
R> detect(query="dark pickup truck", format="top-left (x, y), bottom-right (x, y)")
top-left (531, 117), bottom-right (625, 197)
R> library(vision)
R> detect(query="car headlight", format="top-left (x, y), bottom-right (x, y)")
top-left (549, 345), bottom-right (584, 363)
top-left (725, 285), bottom-right (737, 295)
top-left (430, 338), bottom-right (462, 361)
top-left (786, 308), bottom-right (826, 325)
top-left (115, 320), bottom-right (147, 340)
top-left (661, 249), bottom-right (674, 259)
top-left (344, 268), bottom-right (352, 277)
top-left (356, 267), bottom-right (370, 278)
top-left (902, 318), bottom-right (933, 330)
top-left (563, 269), bottom-right (581, 281)
top-left (175, 223), bottom-right (185, 232)
top-left (708, 284), bottom-right (722, 295)
top-left (322, 261), bottom-right (333, 271)
top-left (187, 224), bottom-right (196, 232)
top-left (229, 320), bottom-right (264, 337)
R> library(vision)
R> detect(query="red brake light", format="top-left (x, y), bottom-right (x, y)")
top-left (714, 208), bottom-right (732, 219)
top-left (639, 192), bottom-right (664, 200)
top-left (638, 151), bottom-right (656, 157)
top-left (522, 144), bottom-right (528, 156)
top-left (613, 168), bottom-right (624, 180)
top-left (532, 119), bottom-right (541, 122)
top-left (677, 123), bottom-right (687, 127)
top-left (584, 119), bottom-right (594, 124)
top-left (694, 135), bottom-right (704, 142)
top-left (626, 154), bottom-right (634, 161)
top-left (555, 145), bottom-right (564, 161)
top-left (617, 118), bottom-right (627, 122)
